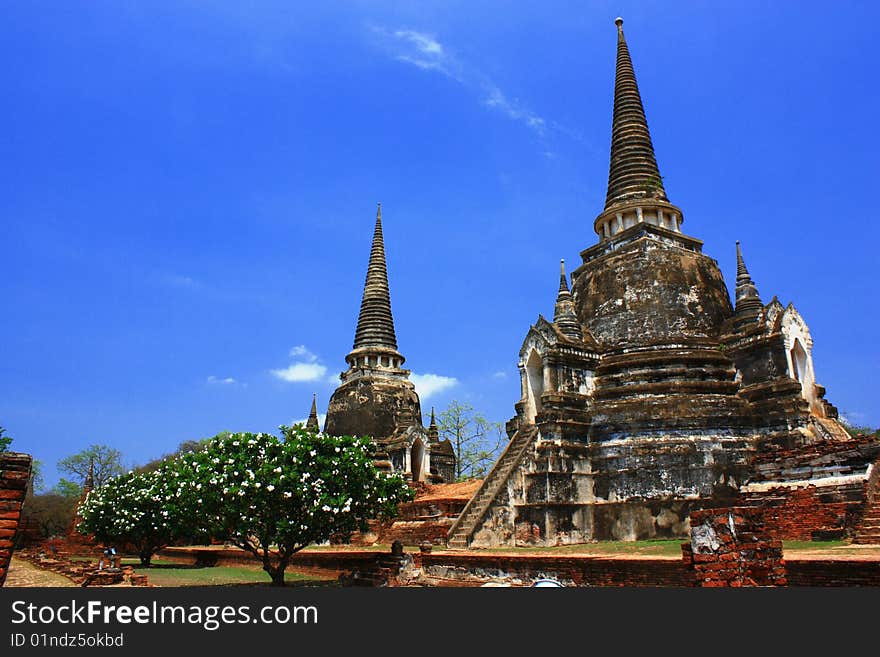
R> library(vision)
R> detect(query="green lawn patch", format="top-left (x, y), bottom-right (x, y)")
top-left (133, 562), bottom-right (337, 587)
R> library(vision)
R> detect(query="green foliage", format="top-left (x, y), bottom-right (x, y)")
top-left (0, 427), bottom-right (12, 452)
top-left (29, 459), bottom-right (45, 494)
top-left (58, 444), bottom-right (125, 488)
top-left (52, 478), bottom-right (83, 499)
top-left (21, 493), bottom-right (78, 539)
top-left (134, 433), bottom-right (220, 473)
top-left (437, 400), bottom-right (505, 480)
top-left (841, 422), bottom-right (879, 439)
top-left (77, 463), bottom-right (200, 566)
top-left (175, 426), bottom-right (413, 585)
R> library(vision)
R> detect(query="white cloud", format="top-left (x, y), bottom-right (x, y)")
top-left (271, 362), bottom-right (328, 383)
top-left (492, 371), bottom-right (508, 379)
top-left (483, 84), bottom-right (546, 134)
top-left (373, 26), bottom-right (546, 134)
top-left (272, 345), bottom-right (335, 384)
top-left (289, 345), bottom-right (318, 362)
top-left (410, 373), bottom-right (459, 400)
top-left (207, 375), bottom-right (236, 385)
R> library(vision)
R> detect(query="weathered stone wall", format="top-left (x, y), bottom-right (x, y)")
top-left (572, 233), bottom-right (733, 348)
top-left (470, 436), bottom-right (745, 546)
top-left (324, 377), bottom-right (422, 441)
top-left (0, 452), bottom-right (32, 587)
top-left (682, 507), bottom-right (786, 587)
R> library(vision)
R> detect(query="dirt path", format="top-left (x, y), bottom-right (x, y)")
top-left (4, 556), bottom-right (76, 587)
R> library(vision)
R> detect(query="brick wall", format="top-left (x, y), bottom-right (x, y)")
top-left (742, 482), bottom-right (867, 540)
top-left (0, 452), bottom-right (33, 587)
top-left (682, 507), bottom-right (786, 587)
top-left (786, 559), bottom-right (880, 586)
top-left (418, 553), bottom-right (690, 587)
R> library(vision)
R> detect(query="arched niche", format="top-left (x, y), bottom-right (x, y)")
top-left (410, 437), bottom-right (425, 482)
top-left (525, 349), bottom-right (544, 423)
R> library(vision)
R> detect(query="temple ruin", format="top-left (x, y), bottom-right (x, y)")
top-left (446, 18), bottom-right (873, 548)
top-left (323, 204), bottom-right (456, 483)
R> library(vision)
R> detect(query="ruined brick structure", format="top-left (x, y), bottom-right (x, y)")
top-left (0, 452), bottom-right (33, 586)
top-left (323, 204), bottom-right (456, 483)
top-left (446, 18), bottom-right (872, 548)
top-left (682, 507), bottom-right (787, 587)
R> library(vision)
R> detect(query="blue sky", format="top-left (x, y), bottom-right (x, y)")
top-left (2, 1), bottom-right (878, 488)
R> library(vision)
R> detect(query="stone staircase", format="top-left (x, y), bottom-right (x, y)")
top-left (853, 475), bottom-right (880, 544)
top-left (445, 426), bottom-right (538, 548)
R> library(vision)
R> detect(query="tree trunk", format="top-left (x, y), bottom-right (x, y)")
top-left (265, 564), bottom-right (285, 586)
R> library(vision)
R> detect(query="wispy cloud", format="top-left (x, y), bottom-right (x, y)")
top-left (162, 274), bottom-right (202, 289)
top-left (289, 345), bottom-right (318, 362)
top-left (410, 373), bottom-right (459, 400)
top-left (207, 375), bottom-right (236, 385)
top-left (492, 370), bottom-right (508, 379)
top-left (272, 345), bottom-right (330, 383)
top-left (372, 26), bottom-right (546, 135)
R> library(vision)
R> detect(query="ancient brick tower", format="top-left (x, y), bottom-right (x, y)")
top-left (446, 19), bottom-right (853, 548)
top-left (324, 205), bottom-right (455, 483)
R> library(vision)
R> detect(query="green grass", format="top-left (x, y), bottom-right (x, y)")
top-left (132, 563), bottom-right (337, 587)
top-left (782, 540), bottom-right (846, 551)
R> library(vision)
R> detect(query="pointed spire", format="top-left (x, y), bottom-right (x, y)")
top-left (84, 458), bottom-right (94, 492)
top-left (605, 18), bottom-right (668, 211)
top-left (554, 259), bottom-right (583, 341)
top-left (734, 241), bottom-right (763, 325)
top-left (352, 203), bottom-right (399, 351)
top-left (427, 407), bottom-right (439, 442)
top-left (306, 393), bottom-right (320, 431)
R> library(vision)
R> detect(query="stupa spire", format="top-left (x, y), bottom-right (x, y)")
top-left (554, 259), bottom-right (583, 341)
top-left (353, 204), bottom-right (399, 351)
top-left (84, 459), bottom-right (94, 493)
top-left (734, 241), bottom-right (763, 325)
top-left (306, 394), bottom-right (320, 431)
top-left (605, 17), bottom-right (667, 210)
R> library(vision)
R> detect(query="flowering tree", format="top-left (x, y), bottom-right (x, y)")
top-left (77, 464), bottom-right (197, 566)
top-left (178, 426), bottom-right (414, 585)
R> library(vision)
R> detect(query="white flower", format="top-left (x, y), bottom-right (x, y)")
top-left (266, 484), bottom-right (275, 492)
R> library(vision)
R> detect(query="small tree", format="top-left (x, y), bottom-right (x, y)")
top-left (438, 400), bottom-right (505, 480)
top-left (20, 494), bottom-right (78, 539)
top-left (0, 427), bottom-right (12, 452)
top-left (178, 427), bottom-right (414, 585)
top-left (58, 444), bottom-right (125, 488)
top-left (77, 464), bottom-right (195, 566)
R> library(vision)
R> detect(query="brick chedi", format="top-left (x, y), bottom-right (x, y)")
top-left (324, 205), bottom-right (455, 483)
top-left (446, 18), bottom-right (866, 548)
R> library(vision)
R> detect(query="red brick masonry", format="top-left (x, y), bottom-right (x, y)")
top-left (682, 507), bottom-right (786, 587)
top-left (0, 452), bottom-right (32, 587)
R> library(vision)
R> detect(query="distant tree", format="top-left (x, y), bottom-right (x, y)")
top-left (840, 418), bottom-right (879, 439)
top-left (134, 433), bottom-right (223, 474)
top-left (0, 427), bottom-right (12, 452)
top-left (176, 427), bottom-right (414, 585)
top-left (58, 444), bottom-right (124, 488)
top-left (52, 478), bottom-right (84, 499)
top-left (20, 493), bottom-right (78, 539)
top-left (77, 464), bottom-right (197, 566)
top-left (28, 459), bottom-right (45, 495)
top-left (437, 400), bottom-right (506, 481)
